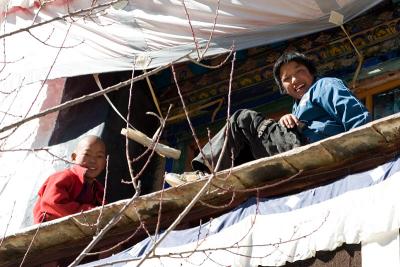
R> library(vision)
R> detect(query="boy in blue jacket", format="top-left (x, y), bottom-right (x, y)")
top-left (274, 51), bottom-right (371, 143)
top-left (190, 52), bottom-right (371, 174)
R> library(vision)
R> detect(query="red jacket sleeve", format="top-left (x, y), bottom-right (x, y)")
top-left (38, 173), bottom-right (94, 219)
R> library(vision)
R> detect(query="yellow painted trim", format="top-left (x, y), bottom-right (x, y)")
top-left (355, 78), bottom-right (400, 115)
top-left (365, 95), bottom-right (373, 113)
top-left (355, 79), bottom-right (400, 99)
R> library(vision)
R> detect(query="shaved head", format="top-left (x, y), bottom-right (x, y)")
top-left (72, 135), bottom-right (106, 179)
top-left (75, 135), bottom-right (105, 152)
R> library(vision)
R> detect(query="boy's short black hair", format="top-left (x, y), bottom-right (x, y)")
top-left (273, 51), bottom-right (317, 94)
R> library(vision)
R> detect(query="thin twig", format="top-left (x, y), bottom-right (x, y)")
top-left (187, 45), bottom-right (233, 69)
top-left (93, 74), bottom-right (134, 129)
top-left (26, 27), bottom-right (84, 49)
top-left (0, 1), bottom-right (10, 74)
top-left (154, 177), bottom-right (167, 244)
top-left (131, 204), bottom-right (155, 242)
top-left (0, 201), bottom-right (15, 248)
top-left (124, 66), bottom-right (137, 189)
top-left (0, 110), bottom-right (22, 118)
top-left (198, 191), bottom-right (235, 209)
top-left (19, 213), bottom-right (46, 267)
top-left (182, 0), bottom-right (201, 59)
top-left (85, 223), bottom-right (144, 256)
top-left (0, 147), bottom-right (71, 163)
top-left (170, 64), bottom-right (211, 171)
top-left (0, 0), bottom-right (126, 40)
top-left (72, 213), bottom-right (97, 230)
top-left (199, 0), bottom-right (221, 59)
top-left (0, 23), bottom-right (72, 141)
top-left (212, 48), bottom-right (236, 173)
top-left (96, 155), bottom-right (110, 234)
top-left (123, 106), bottom-right (173, 186)
top-left (0, 77), bottom-right (24, 126)
top-left (67, 190), bottom-right (141, 267)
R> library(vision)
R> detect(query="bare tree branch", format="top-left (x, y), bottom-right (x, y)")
top-left (124, 66), bottom-right (137, 189)
top-left (67, 191), bottom-right (141, 267)
top-left (0, 201), bottom-right (15, 248)
top-left (182, 0), bottom-right (201, 59)
top-left (19, 213), bottom-right (46, 267)
top-left (199, 0), bottom-right (221, 59)
top-left (0, 0), bottom-right (125, 40)
top-left (85, 223), bottom-right (144, 256)
top-left (0, 22), bottom-right (72, 142)
top-left (0, 147), bottom-right (71, 163)
top-left (0, 52), bottom-right (191, 135)
top-left (96, 155), bottom-right (110, 234)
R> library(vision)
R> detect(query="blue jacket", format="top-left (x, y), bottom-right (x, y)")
top-left (292, 77), bottom-right (371, 143)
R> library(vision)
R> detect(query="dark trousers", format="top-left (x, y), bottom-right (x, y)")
top-left (192, 109), bottom-right (302, 172)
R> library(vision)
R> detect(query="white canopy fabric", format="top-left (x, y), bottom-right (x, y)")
top-left (0, 0), bottom-right (382, 88)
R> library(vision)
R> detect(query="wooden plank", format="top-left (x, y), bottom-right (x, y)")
top-left (317, 126), bottom-right (386, 161)
top-left (226, 156), bottom-right (298, 188)
top-left (371, 113), bottom-right (400, 142)
top-left (281, 143), bottom-right (336, 171)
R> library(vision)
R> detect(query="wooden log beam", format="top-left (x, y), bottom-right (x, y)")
top-left (121, 127), bottom-right (181, 159)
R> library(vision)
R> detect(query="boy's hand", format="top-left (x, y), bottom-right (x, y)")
top-left (279, 114), bottom-right (299, 129)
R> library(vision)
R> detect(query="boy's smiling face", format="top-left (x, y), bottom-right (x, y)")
top-left (71, 136), bottom-right (106, 180)
top-left (280, 61), bottom-right (314, 100)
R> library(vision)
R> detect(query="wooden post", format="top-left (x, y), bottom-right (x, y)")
top-left (121, 127), bottom-right (181, 160)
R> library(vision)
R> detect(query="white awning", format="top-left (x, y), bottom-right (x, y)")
top-left (0, 0), bottom-right (382, 87)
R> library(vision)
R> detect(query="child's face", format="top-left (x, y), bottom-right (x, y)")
top-left (280, 61), bottom-right (314, 100)
top-left (71, 138), bottom-right (106, 179)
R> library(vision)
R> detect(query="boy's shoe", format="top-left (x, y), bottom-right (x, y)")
top-left (165, 171), bottom-right (208, 187)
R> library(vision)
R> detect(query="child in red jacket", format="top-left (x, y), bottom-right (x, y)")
top-left (33, 135), bottom-right (107, 224)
